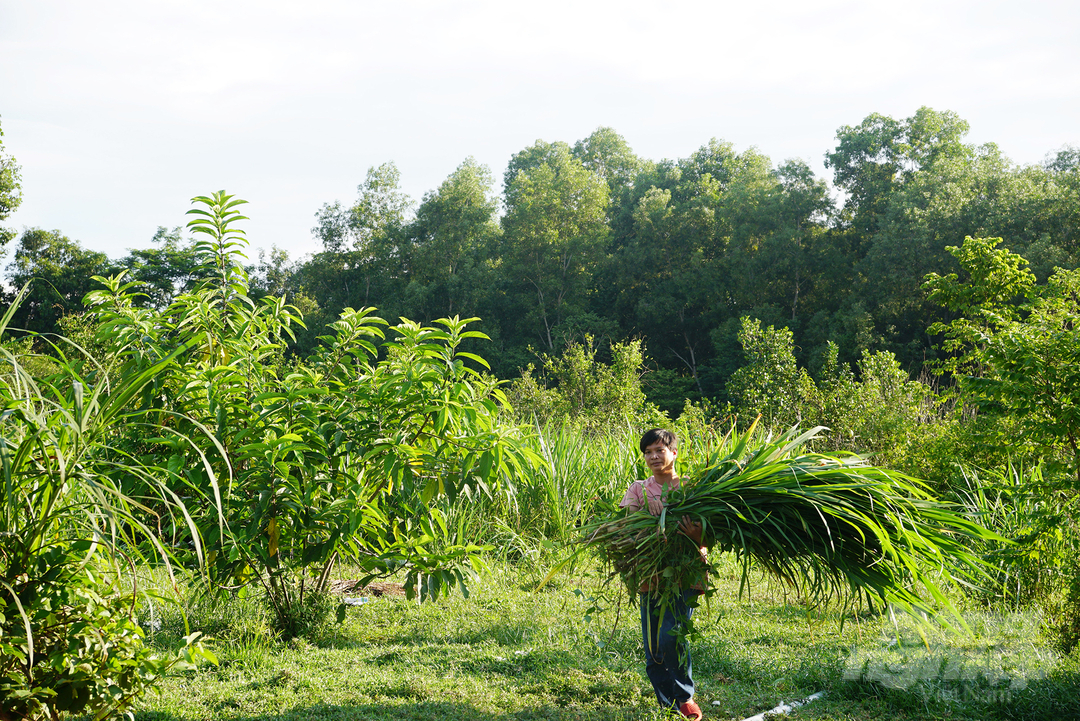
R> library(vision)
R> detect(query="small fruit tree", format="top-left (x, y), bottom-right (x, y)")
top-left (86, 192), bottom-right (537, 635)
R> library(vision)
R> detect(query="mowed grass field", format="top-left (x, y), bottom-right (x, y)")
top-left (134, 555), bottom-right (1080, 721)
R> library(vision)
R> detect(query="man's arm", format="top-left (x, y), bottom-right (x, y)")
top-left (618, 481), bottom-right (645, 513)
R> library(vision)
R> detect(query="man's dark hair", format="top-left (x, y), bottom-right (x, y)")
top-left (639, 428), bottom-right (677, 453)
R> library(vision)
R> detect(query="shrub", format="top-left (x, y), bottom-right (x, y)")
top-left (811, 342), bottom-right (938, 468)
top-left (86, 192), bottom-right (538, 634)
top-left (0, 284), bottom-right (214, 720)
top-left (506, 336), bottom-right (666, 432)
top-left (726, 317), bottom-right (815, 430)
top-left (0, 541), bottom-right (211, 721)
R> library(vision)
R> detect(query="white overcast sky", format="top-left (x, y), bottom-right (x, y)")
top-left (1, 0), bottom-right (1078, 262)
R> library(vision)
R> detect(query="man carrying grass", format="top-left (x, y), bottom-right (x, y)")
top-left (619, 429), bottom-right (706, 721)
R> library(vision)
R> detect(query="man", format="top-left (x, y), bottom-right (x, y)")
top-left (619, 428), bottom-right (706, 720)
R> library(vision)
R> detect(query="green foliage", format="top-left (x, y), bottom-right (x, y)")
top-left (822, 108), bottom-right (1080, 371)
top-left (0, 115), bottom-right (21, 249)
top-left (0, 543), bottom-right (211, 721)
top-left (401, 157), bottom-right (500, 322)
top-left (506, 337), bottom-right (664, 433)
top-left (87, 191), bottom-right (538, 636)
top-left (951, 465), bottom-right (1080, 653)
top-left (812, 342), bottom-right (936, 466)
top-left (278, 115), bottom-right (1080, 391)
top-left (642, 367), bottom-right (701, 417)
top-left (963, 267), bottom-right (1080, 485)
top-left (313, 163), bottom-right (412, 255)
top-left (501, 140), bottom-right (610, 351)
top-left (726, 317), bottom-right (815, 429)
top-left (923, 239), bottom-right (1080, 648)
top-left (5, 228), bottom-right (114, 335)
top-left (450, 417), bottom-right (749, 558)
top-left (722, 318), bottom-right (935, 467)
top-left (0, 334), bottom-right (59, 379)
top-left (0, 286), bottom-right (214, 720)
top-left (115, 226), bottom-right (208, 308)
top-left (571, 127), bottom-right (641, 214)
top-left (926, 238), bottom-right (1080, 484)
top-left (300, 164), bottom-right (414, 350)
top-left (828, 108), bottom-right (970, 216)
top-left (9, 113), bottom-right (1080, 416)
top-left (469, 423), bottom-right (641, 548)
top-left (925, 236), bottom-right (1037, 379)
top-left (952, 465), bottom-right (1076, 606)
top-left (926, 236), bottom-right (1037, 318)
top-left (1048, 566), bottom-right (1080, 655)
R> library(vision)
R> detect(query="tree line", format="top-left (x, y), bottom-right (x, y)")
top-left (3, 108), bottom-right (1079, 414)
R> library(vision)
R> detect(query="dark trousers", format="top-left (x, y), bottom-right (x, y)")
top-left (640, 589), bottom-right (698, 708)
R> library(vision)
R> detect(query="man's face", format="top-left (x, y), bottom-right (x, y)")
top-left (643, 441), bottom-right (677, 476)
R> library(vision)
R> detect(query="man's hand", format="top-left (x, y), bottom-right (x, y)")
top-left (645, 486), bottom-right (664, 516)
top-left (678, 515), bottom-right (703, 545)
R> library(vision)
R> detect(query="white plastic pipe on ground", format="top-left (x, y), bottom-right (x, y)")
top-left (729, 691), bottom-right (825, 721)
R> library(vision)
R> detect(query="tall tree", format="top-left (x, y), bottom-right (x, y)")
top-left (0, 116), bottom-right (22, 249)
top-left (6, 228), bottom-right (113, 334)
top-left (572, 127), bottom-right (642, 231)
top-left (858, 136), bottom-right (1079, 369)
top-left (401, 158), bottom-right (500, 321)
top-left (313, 162), bottom-right (412, 255)
top-left (115, 226), bottom-right (207, 308)
top-left (616, 180), bottom-right (721, 393)
top-left (719, 158), bottom-right (838, 374)
top-left (302, 162), bottom-right (414, 336)
top-left (500, 141), bottom-right (610, 352)
top-left (826, 107), bottom-right (970, 250)
top-left (924, 235), bottom-right (1036, 380)
top-left (610, 141), bottom-right (829, 393)
top-left (824, 107), bottom-right (1080, 372)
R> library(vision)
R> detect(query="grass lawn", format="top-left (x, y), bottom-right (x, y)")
top-left (137, 557), bottom-right (1080, 721)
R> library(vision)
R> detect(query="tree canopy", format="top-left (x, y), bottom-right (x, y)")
top-left (7, 109), bottom-right (1080, 412)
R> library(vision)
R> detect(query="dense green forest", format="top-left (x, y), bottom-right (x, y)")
top-left (6, 107), bottom-right (1079, 415)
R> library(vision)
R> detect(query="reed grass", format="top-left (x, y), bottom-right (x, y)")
top-left (582, 422), bottom-right (1002, 628)
top-left (446, 418), bottom-right (745, 554)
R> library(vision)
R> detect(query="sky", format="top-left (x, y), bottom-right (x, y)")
top-left (1, 0), bottom-right (1078, 263)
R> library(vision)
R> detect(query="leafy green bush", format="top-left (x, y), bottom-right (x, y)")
top-left (726, 317), bottom-right (815, 430)
top-left (86, 192), bottom-right (538, 636)
top-left (925, 237), bottom-right (1080, 484)
top-left (506, 336), bottom-right (666, 433)
top-left (812, 341), bottom-right (938, 468)
top-left (727, 320), bottom-right (937, 469)
top-left (0, 541), bottom-right (211, 721)
top-left (0, 285), bottom-right (214, 720)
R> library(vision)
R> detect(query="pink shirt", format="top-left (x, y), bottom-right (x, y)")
top-left (619, 476), bottom-right (681, 514)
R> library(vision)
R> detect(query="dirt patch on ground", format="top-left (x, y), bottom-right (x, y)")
top-left (328, 580), bottom-right (406, 597)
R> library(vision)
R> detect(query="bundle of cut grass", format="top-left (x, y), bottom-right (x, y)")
top-left (582, 423), bottom-right (1001, 624)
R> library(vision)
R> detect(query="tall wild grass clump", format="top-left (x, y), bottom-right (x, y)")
top-left (952, 464), bottom-right (1080, 653)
